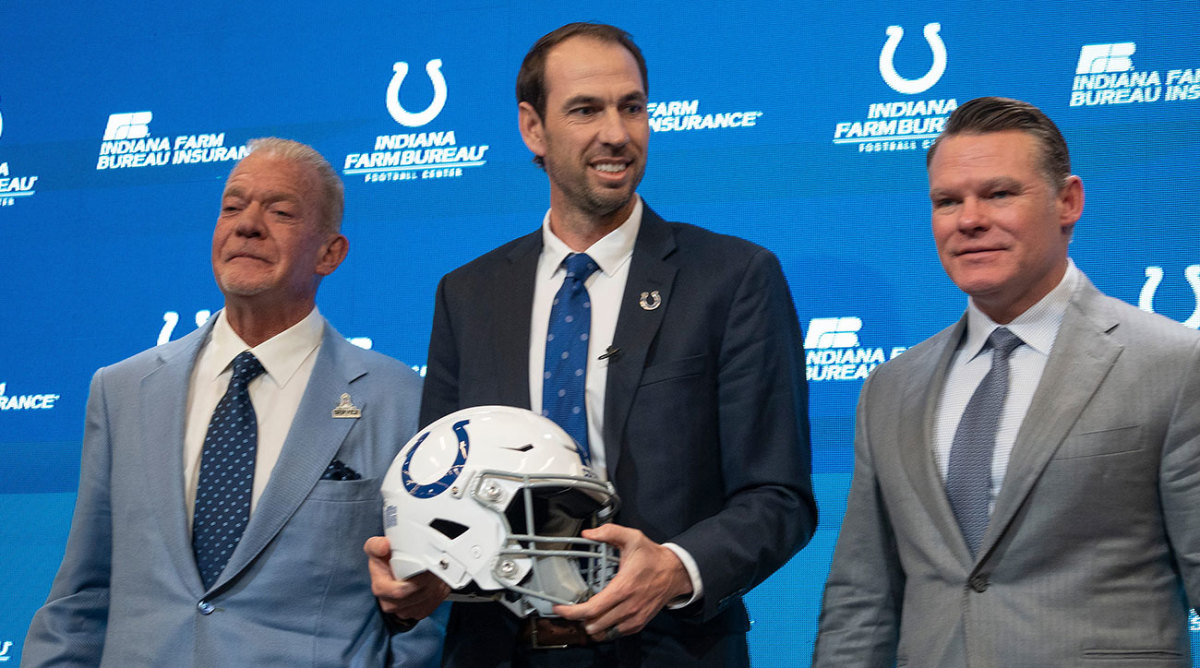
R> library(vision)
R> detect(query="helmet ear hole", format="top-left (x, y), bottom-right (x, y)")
top-left (430, 518), bottom-right (469, 540)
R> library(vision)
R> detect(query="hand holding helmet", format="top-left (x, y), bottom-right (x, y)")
top-left (381, 405), bottom-right (620, 618)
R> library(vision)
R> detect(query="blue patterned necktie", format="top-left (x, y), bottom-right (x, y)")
top-left (543, 253), bottom-right (599, 464)
top-left (946, 327), bottom-right (1024, 556)
top-left (193, 350), bottom-right (265, 589)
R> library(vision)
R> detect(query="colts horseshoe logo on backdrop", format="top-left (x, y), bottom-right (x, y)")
top-left (879, 23), bottom-right (947, 95)
top-left (387, 59), bottom-right (448, 127)
top-left (1139, 265), bottom-right (1200, 329)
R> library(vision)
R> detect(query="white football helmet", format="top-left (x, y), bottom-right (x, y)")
top-left (382, 405), bottom-right (620, 617)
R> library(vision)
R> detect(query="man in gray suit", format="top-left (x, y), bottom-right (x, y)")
top-left (814, 97), bottom-right (1200, 667)
top-left (22, 138), bottom-right (444, 667)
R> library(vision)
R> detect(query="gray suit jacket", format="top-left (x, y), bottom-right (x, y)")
top-left (22, 316), bottom-right (443, 667)
top-left (814, 274), bottom-right (1200, 667)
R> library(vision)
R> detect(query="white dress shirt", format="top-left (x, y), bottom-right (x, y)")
top-left (526, 196), bottom-right (703, 605)
top-left (934, 260), bottom-right (1080, 512)
top-left (184, 307), bottom-right (324, 530)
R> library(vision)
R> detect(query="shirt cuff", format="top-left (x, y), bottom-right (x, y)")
top-left (662, 542), bottom-right (703, 609)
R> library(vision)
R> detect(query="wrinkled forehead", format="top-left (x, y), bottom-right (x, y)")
top-left (223, 152), bottom-right (317, 196)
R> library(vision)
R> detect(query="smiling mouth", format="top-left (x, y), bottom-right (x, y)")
top-left (958, 247), bottom-right (1004, 257)
top-left (591, 162), bottom-right (629, 174)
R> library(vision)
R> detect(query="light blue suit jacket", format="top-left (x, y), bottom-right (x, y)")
top-left (22, 316), bottom-right (444, 667)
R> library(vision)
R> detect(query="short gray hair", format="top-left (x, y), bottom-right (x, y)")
top-left (244, 137), bottom-right (345, 233)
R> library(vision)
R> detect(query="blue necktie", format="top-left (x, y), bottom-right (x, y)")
top-left (946, 327), bottom-right (1024, 556)
top-left (193, 350), bottom-right (265, 589)
top-left (543, 253), bottom-right (599, 464)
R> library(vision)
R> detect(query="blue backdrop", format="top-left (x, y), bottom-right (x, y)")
top-left (2, 2), bottom-right (1199, 664)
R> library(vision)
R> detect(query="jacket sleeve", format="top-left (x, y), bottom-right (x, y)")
top-left (812, 370), bottom-right (905, 667)
top-left (22, 369), bottom-right (114, 667)
top-left (669, 248), bottom-right (819, 620)
top-left (419, 275), bottom-right (461, 429)
top-left (1159, 336), bottom-right (1200, 608)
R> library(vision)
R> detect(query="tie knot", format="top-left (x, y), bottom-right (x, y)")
top-left (987, 327), bottom-right (1023, 360)
top-left (231, 351), bottom-right (265, 385)
top-left (563, 253), bottom-right (598, 283)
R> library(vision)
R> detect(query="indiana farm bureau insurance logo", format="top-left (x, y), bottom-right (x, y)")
top-left (1069, 41), bottom-right (1200, 107)
top-left (805, 317), bottom-right (908, 382)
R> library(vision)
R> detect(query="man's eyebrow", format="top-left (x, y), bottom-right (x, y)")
top-left (559, 90), bottom-right (646, 109)
top-left (560, 94), bottom-right (603, 109)
top-left (929, 176), bottom-right (1023, 196)
top-left (221, 187), bottom-right (301, 204)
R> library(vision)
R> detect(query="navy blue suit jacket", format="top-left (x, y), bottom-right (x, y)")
top-left (420, 206), bottom-right (817, 665)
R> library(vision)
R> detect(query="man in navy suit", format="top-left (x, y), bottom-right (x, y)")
top-left (24, 138), bottom-right (443, 667)
top-left (367, 23), bottom-right (816, 667)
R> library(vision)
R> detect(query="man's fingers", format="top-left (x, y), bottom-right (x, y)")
top-left (363, 536), bottom-right (450, 620)
top-left (375, 572), bottom-right (450, 618)
top-left (363, 535), bottom-right (391, 559)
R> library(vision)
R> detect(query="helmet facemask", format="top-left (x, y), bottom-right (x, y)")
top-left (477, 470), bottom-right (619, 616)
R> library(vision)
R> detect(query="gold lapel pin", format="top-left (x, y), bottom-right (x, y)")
top-left (332, 393), bottom-right (362, 418)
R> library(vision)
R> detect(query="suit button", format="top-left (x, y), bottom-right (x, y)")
top-left (198, 600), bottom-right (215, 615)
top-left (969, 575), bottom-right (989, 592)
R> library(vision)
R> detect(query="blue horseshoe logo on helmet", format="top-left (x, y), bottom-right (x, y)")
top-left (387, 59), bottom-right (448, 127)
top-left (401, 419), bottom-right (471, 498)
top-left (879, 23), bottom-right (947, 95)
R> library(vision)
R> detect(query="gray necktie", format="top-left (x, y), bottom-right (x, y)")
top-left (946, 327), bottom-right (1023, 556)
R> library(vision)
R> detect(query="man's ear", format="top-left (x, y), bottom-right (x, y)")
top-left (518, 101), bottom-right (547, 159)
top-left (315, 234), bottom-right (349, 277)
top-left (1057, 175), bottom-right (1084, 236)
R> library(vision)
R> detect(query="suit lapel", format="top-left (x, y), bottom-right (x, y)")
top-left (604, 207), bottom-right (677, 477)
top-left (492, 233), bottom-right (541, 409)
top-left (898, 319), bottom-right (976, 563)
top-left (215, 324), bottom-right (363, 589)
top-left (139, 321), bottom-right (214, 593)
top-left (979, 280), bottom-right (1121, 559)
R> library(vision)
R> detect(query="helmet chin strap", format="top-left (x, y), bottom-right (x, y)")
top-left (526, 556), bottom-right (592, 616)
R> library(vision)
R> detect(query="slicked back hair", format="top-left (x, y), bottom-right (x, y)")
top-left (927, 96), bottom-right (1072, 191)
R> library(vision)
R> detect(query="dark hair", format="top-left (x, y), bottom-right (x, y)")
top-left (927, 96), bottom-right (1071, 190)
top-left (516, 22), bottom-right (648, 132)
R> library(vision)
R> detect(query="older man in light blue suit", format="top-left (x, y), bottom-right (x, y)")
top-left (23, 138), bottom-right (445, 667)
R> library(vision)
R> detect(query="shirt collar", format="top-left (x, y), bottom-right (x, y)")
top-left (207, 307), bottom-right (325, 388)
top-left (960, 259), bottom-right (1080, 360)
top-left (538, 195), bottom-right (642, 280)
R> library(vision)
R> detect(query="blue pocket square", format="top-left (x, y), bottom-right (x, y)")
top-left (321, 459), bottom-right (362, 481)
